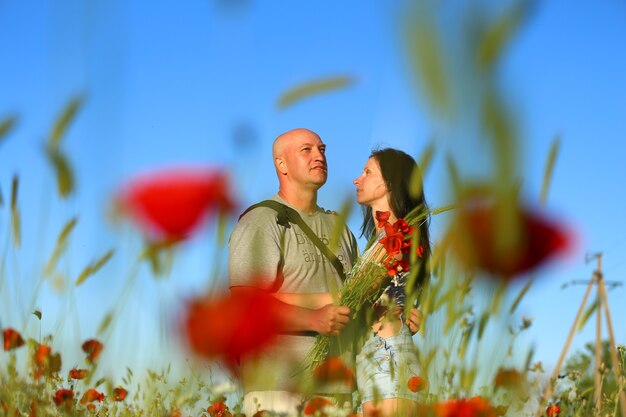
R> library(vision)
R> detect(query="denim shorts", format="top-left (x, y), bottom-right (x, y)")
top-left (355, 325), bottom-right (422, 406)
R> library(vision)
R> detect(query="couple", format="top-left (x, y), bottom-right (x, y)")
top-left (228, 128), bottom-right (430, 417)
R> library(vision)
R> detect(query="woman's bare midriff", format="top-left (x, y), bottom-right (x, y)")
top-left (370, 308), bottom-right (404, 338)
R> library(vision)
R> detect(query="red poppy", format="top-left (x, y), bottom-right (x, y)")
top-left (33, 344), bottom-right (61, 379)
top-left (379, 229), bottom-right (404, 257)
top-left (450, 200), bottom-right (571, 279)
top-left (34, 344), bottom-right (51, 366)
top-left (407, 376), bottom-right (427, 392)
top-left (375, 211), bottom-right (391, 228)
top-left (435, 396), bottom-right (501, 417)
top-left (80, 389), bottom-right (104, 404)
top-left (313, 356), bottom-right (354, 387)
top-left (207, 396), bottom-right (232, 417)
top-left (29, 400), bottom-right (37, 417)
top-left (546, 404), bottom-right (560, 417)
top-left (53, 389), bottom-right (74, 407)
top-left (82, 339), bottom-right (103, 363)
top-left (303, 397), bottom-right (333, 416)
top-left (69, 368), bottom-right (88, 380)
top-left (3, 327), bottom-right (25, 351)
top-left (113, 387), bottom-right (128, 401)
top-left (386, 258), bottom-right (410, 276)
top-left (494, 368), bottom-right (523, 388)
top-left (416, 244), bottom-right (424, 258)
top-left (184, 286), bottom-right (286, 368)
top-left (117, 167), bottom-right (236, 241)
top-left (395, 218), bottom-right (413, 235)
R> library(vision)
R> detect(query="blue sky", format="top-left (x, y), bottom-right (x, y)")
top-left (1, 0), bottom-right (626, 383)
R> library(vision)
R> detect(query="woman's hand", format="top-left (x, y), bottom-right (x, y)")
top-left (406, 308), bottom-right (423, 335)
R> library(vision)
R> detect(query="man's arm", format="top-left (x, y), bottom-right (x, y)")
top-left (272, 292), bottom-right (334, 310)
top-left (230, 287), bottom-right (350, 336)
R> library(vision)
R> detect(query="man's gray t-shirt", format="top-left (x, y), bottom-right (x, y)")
top-left (228, 195), bottom-right (359, 394)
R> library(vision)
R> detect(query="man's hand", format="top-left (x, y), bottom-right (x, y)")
top-left (310, 304), bottom-right (350, 336)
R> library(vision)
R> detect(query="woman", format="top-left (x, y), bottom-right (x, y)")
top-left (351, 148), bottom-right (430, 417)
top-left (275, 148), bottom-right (430, 416)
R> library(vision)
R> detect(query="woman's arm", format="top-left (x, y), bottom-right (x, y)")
top-left (273, 292), bottom-right (335, 310)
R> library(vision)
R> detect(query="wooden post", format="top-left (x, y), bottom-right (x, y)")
top-left (535, 272), bottom-right (597, 417)
top-left (595, 255), bottom-right (603, 416)
top-left (597, 276), bottom-right (626, 417)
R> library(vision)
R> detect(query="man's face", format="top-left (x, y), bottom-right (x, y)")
top-left (280, 131), bottom-right (328, 189)
top-left (354, 157), bottom-right (388, 207)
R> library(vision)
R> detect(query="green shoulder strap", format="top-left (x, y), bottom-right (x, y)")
top-left (239, 200), bottom-right (346, 281)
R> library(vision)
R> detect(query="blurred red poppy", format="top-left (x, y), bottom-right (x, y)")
top-left (313, 356), bottom-right (354, 387)
top-left (184, 286), bottom-right (286, 368)
top-left (29, 400), bottom-right (37, 417)
top-left (407, 375), bottom-right (427, 392)
top-left (546, 404), bottom-right (560, 416)
top-left (117, 167), bottom-right (236, 241)
top-left (53, 389), bottom-right (74, 407)
top-left (450, 201), bottom-right (571, 279)
top-left (34, 344), bottom-right (51, 367)
top-left (33, 343), bottom-right (61, 379)
top-left (80, 389), bottom-right (104, 404)
top-left (435, 396), bottom-right (502, 417)
top-left (207, 396), bottom-right (232, 417)
top-left (3, 327), bottom-right (25, 351)
top-left (69, 368), bottom-right (88, 380)
top-left (82, 339), bottom-right (103, 364)
top-left (303, 397), bottom-right (333, 416)
top-left (113, 387), bottom-right (128, 401)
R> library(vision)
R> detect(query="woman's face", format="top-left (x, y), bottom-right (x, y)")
top-left (354, 157), bottom-right (389, 207)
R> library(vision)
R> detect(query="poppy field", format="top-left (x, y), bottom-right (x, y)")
top-left (2, 2), bottom-right (626, 417)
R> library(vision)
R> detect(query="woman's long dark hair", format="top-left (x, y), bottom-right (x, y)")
top-left (360, 148), bottom-right (431, 295)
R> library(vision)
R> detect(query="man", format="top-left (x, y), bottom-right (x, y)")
top-left (228, 128), bottom-right (359, 415)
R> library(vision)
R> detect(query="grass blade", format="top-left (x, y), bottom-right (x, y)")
top-left (45, 146), bottom-right (75, 198)
top-left (540, 135), bottom-right (560, 205)
top-left (277, 76), bottom-right (354, 109)
top-left (44, 217), bottom-right (78, 276)
top-left (11, 175), bottom-right (20, 247)
top-left (11, 174), bottom-right (18, 211)
top-left (446, 154), bottom-right (462, 196)
top-left (510, 278), bottom-right (533, 314)
top-left (577, 298), bottom-right (598, 332)
top-left (97, 311), bottom-right (113, 335)
top-left (0, 114), bottom-right (18, 144)
top-left (75, 249), bottom-right (115, 286)
top-left (476, 0), bottom-right (531, 71)
top-left (431, 204), bottom-right (455, 216)
top-left (405, 17), bottom-right (450, 114)
top-left (48, 95), bottom-right (84, 149)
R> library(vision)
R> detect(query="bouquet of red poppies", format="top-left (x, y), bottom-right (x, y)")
top-left (304, 207), bottom-right (428, 369)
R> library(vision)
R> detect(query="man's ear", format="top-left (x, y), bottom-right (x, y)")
top-left (276, 157), bottom-right (287, 174)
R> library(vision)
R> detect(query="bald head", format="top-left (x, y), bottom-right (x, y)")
top-left (272, 128), bottom-right (328, 194)
top-left (272, 128), bottom-right (321, 159)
